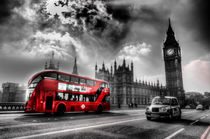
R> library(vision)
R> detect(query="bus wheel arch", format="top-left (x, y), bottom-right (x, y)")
top-left (96, 104), bottom-right (103, 114)
top-left (56, 103), bottom-right (66, 114)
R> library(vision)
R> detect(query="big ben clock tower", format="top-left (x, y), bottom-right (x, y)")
top-left (163, 19), bottom-right (185, 107)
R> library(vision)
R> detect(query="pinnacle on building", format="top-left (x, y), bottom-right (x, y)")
top-left (44, 51), bottom-right (59, 70)
top-left (72, 57), bottom-right (78, 75)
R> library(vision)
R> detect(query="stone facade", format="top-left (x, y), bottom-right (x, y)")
top-left (1, 82), bottom-right (26, 102)
top-left (95, 59), bottom-right (164, 108)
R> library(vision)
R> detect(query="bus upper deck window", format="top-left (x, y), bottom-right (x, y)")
top-left (87, 80), bottom-right (93, 86)
top-left (32, 75), bottom-right (42, 83)
top-left (71, 76), bottom-right (79, 84)
top-left (29, 75), bottom-right (43, 88)
top-left (80, 78), bottom-right (86, 85)
top-left (58, 74), bottom-right (70, 82)
top-left (44, 72), bottom-right (57, 80)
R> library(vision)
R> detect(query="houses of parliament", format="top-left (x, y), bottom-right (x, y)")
top-left (95, 20), bottom-right (185, 107)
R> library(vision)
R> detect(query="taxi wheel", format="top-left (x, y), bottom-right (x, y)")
top-left (146, 116), bottom-right (151, 120)
top-left (169, 112), bottom-right (174, 120)
top-left (177, 109), bottom-right (181, 120)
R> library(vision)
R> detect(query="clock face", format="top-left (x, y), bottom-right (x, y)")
top-left (166, 49), bottom-right (174, 56)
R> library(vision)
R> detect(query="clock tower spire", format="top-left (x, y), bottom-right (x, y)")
top-left (163, 19), bottom-right (185, 107)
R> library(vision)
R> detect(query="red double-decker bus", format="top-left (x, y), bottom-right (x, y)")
top-left (25, 70), bottom-right (110, 114)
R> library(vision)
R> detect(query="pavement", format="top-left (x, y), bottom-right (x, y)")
top-left (0, 109), bottom-right (209, 139)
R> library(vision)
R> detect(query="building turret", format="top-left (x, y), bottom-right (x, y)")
top-left (157, 79), bottom-right (160, 87)
top-left (45, 61), bottom-right (47, 69)
top-left (123, 58), bottom-right (126, 67)
top-left (95, 62), bottom-right (98, 71)
top-left (164, 18), bottom-right (178, 47)
top-left (72, 57), bottom-right (78, 75)
top-left (57, 62), bottom-right (59, 69)
top-left (111, 65), bottom-right (113, 75)
top-left (44, 51), bottom-right (59, 70)
top-left (114, 60), bottom-right (117, 72)
top-left (102, 62), bottom-right (105, 70)
top-left (131, 61), bottom-right (133, 71)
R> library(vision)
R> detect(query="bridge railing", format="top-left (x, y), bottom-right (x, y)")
top-left (0, 102), bottom-right (25, 111)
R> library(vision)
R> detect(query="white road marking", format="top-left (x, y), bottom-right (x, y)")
top-left (129, 113), bottom-right (145, 116)
top-left (164, 128), bottom-right (185, 139)
top-left (182, 110), bottom-right (195, 113)
top-left (182, 110), bottom-right (196, 114)
top-left (190, 114), bottom-right (208, 125)
top-left (201, 126), bottom-right (210, 139)
top-left (111, 109), bottom-right (145, 113)
top-left (200, 115), bottom-right (208, 120)
top-left (13, 118), bottom-right (145, 139)
top-left (190, 120), bottom-right (199, 125)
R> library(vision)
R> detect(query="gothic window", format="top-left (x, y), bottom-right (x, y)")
top-left (175, 59), bottom-right (178, 66)
top-left (126, 97), bottom-right (129, 104)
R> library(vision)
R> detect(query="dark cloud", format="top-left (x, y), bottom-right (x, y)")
top-left (106, 4), bottom-right (132, 23)
top-left (178, 0), bottom-right (210, 49)
top-left (0, 0), bottom-right (24, 23)
top-left (192, 0), bottom-right (210, 45)
top-left (0, 0), bottom-right (209, 92)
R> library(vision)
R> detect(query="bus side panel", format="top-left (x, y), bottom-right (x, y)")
top-left (35, 89), bottom-right (41, 112)
top-left (25, 88), bottom-right (37, 112)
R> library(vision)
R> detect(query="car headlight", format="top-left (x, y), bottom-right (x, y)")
top-left (146, 107), bottom-right (150, 112)
top-left (160, 107), bottom-right (169, 112)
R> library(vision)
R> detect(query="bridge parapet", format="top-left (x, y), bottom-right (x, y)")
top-left (0, 102), bottom-right (25, 111)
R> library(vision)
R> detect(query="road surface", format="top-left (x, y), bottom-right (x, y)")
top-left (0, 109), bottom-right (209, 139)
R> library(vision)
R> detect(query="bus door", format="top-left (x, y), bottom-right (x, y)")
top-left (101, 94), bottom-right (110, 110)
top-left (45, 91), bottom-right (54, 112)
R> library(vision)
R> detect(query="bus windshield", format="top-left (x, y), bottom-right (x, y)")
top-left (28, 72), bottom-right (57, 89)
top-left (29, 75), bottom-right (43, 89)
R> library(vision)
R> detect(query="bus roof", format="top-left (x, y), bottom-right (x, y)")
top-left (28, 70), bottom-right (108, 85)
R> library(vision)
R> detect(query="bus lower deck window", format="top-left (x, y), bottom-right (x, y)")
top-left (56, 92), bottom-right (63, 100)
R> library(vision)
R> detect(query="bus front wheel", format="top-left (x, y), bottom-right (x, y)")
top-left (57, 104), bottom-right (66, 115)
top-left (96, 105), bottom-right (103, 114)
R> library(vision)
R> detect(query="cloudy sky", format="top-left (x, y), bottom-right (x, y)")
top-left (0, 0), bottom-right (209, 93)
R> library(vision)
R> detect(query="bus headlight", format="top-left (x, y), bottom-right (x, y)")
top-left (25, 88), bottom-right (34, 102)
